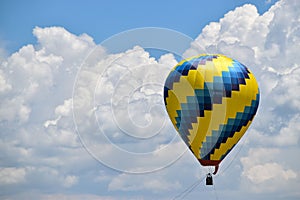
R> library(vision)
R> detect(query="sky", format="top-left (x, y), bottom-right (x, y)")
top-left (1, 0), bottom-right (279, 54)
top-left (0, 0), bottom-right (300, 200)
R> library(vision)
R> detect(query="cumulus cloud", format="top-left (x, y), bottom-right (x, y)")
top-left (240, 148), bottom-right (298, 194)
top-left (0, 24), bottom-right (185, 199)
top-left (72, 44), bottom-right (187, 172)
top-left (63, 175), bottom-right (78, 188)
top-left (33, 26), bottom-right (95, 67)
top-left (108, 173), bottom-right (180, 192)
top-left (185, 0), bottom-right (300, 74)
top-left (0, 167), bottom-right (26, 185)
top-left (184, 0), bottom-right (300, 197)
top-left (0, 69), bottom-right (11, 93)
top-left (0, 0), bottom-right (300, 199)
top-left (0, 98), bottom-right (31, 123)
top-left (0, 26), bottom-right (99, 199)
top-left (244, 162), bottom-right (297, 184)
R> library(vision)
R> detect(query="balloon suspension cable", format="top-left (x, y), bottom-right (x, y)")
top-left (218, 134), bottom-right (250, 176)
top-left (172, 175), bottom-right (206, 200)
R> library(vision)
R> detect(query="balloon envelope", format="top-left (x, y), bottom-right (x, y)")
top-left (163, 54), bottom-right (259, 174)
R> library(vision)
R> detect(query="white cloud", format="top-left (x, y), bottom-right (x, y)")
top-left (33, 26), bottom-right (96, 67)
top-left (108, 173), bottom-right (180, 192)
top-left (240, 148), bottom-right (299, 194)
top-left (0, 26), bottom-right (101, 199)
top-left (44, 116), bottom-right (61, 128)
top-left (0, 69), bottom-right (11, 93)
top-left (55, 99), bottom-right (72, 116)
top-left (0, 28), bottom-right (75, 125)
top-left (183, 0), bottom-right (300, 198)
top-left (0, 98), bottom-right (31, 123)
top-left (0, 0), bottom-right (300, 199)
top-left (0, 167), bottom-right (26, 185)
top-left (184, 4), bottom-right (263, 63)
top-left (63, 175), bottom-right (78, 188)
top-left (185, 0), bottom-right (300, 74)
top-left (244, 162), bottom-right (297, 184)
top-left (0, 25), bottom-right (185, 199)
top-left (70, 44), bottom-right (185, 172)
top-left (250, 114), bottom-right (300, 147)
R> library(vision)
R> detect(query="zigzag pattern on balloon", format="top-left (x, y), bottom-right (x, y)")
top-left (200, 93), bottom-right (259, 160)
top-left (164, 54), bottom-right (260, 164)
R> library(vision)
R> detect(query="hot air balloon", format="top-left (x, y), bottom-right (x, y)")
top-left (163, 54), bottom-right (259, 177)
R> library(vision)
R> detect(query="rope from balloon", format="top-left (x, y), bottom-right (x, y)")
top-left (172, 175), bottom-right (206, 200)
top-left (198, 159), bottom-right (220, 175)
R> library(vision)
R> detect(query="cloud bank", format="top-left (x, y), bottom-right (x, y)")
top-left (185, 0), bottom-right (300, 196)
top-left (0, 0), bottom-right (299, 199)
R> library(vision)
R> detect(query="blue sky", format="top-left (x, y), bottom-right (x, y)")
top-left (1, 0), bottom-right (300, 200)
top-left (1, 0), bottom-right (278, 54)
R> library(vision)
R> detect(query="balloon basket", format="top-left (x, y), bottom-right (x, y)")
top-left (206, 173), bottom-right (213, 185)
